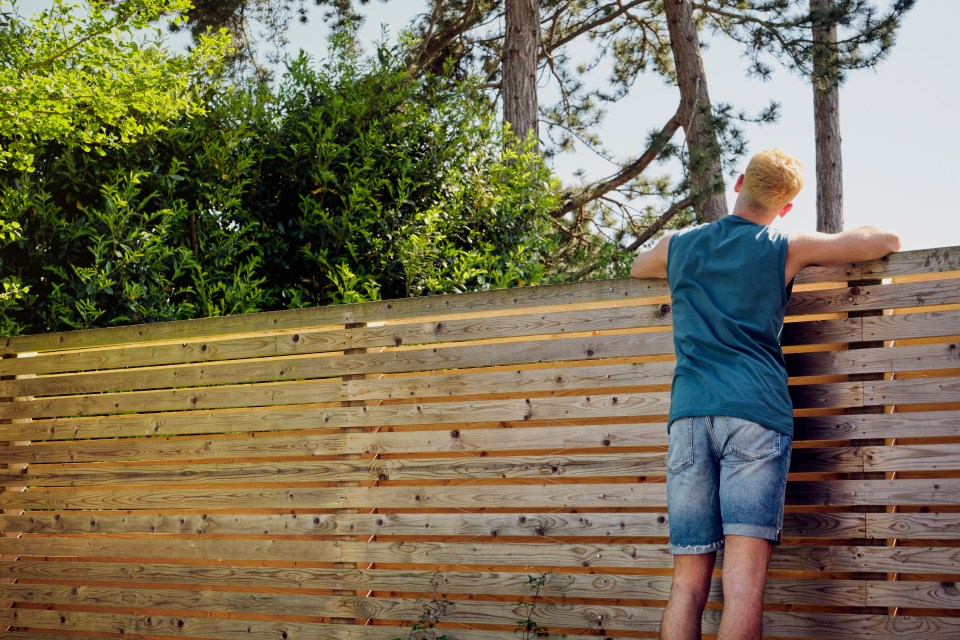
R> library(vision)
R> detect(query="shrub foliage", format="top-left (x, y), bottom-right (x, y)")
top-left (1, 33), bottom-right (558, 335)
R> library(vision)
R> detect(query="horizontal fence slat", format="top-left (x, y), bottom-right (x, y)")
top-left (0, 304), bottom-right (676, 377)
top-left (0, 453), bottom-right (667, 487)
top-left (0, 332), bottom-right (677, 399)
top-left (5, 479), bottom-right (960, 512)
top-left (2, 360), bottom-right (677, 422)
top-left (0, 561), bottom-right (876, 606)
top-left (0, 511), bottom-right (869, 539)
top-left (5, 537), bottom-right (958, 574)
top-left (865, 513), bottom-right (960, 539)
top-left (1, 446), bottom-right (897, 488)
top-left (3, 609), bottom-right (960, 640)
top-left (864, 377), bottom-right (960, 406)
top-left (9, 559), bottom-right (953, 610)
top-left (794, 410), bottom-right (960, 440)
top-left (863, 443), bottom-right (960, 472)
top-left (786, 342), bottom-right (960, 377)
top-left (860, 246), bottom-right (960, 280)
top-left (863, 309), bottom-right (960, 342)
top-left (788, 278), bottom-right (960, 315)
top-left (2, 277), bottom-right (672, 355)
top-left (1, 392), bottom-right (672, 447)
top-left (0, 609), bottom-right (597, 640)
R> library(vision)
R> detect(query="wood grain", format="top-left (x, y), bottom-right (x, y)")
top-left (0, 304), bottom-right (675, 377)
top-left (0, 332), bottom-right (677, 399)
top-left (2, 277), bottom-right (672, 355)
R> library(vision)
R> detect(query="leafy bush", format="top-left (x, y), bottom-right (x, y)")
top-left (0, 31), bottom-right (559, 335)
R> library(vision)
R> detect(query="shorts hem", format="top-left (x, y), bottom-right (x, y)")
top-left (670, 540), bottom-right (725, 555)
top-left (724, 523), bottom-right (781, 543)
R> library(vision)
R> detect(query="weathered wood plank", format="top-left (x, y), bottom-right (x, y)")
top-left (5, 478), bottom-right (957, 512)
top-left (771, 545), bottom-right (960, 574)
top-left (787, 479), bottom-right (960, 507)
top-left (788, 278), bottom-right (960, 316)
top-left (0, 608), bottom-right (614, 640)
top-left (343, 360), bottom-right (676, 402)
top-left (0, 582), bottom-right (345, 617)
top-left (0, 511), bottom-right (866, 539)
top-left (0, 536), bottom-right (343, 562)
top-left (0, 561), bottom-right (872, 606)
top-left (794, 410), bottom-right (960, 441)
top-left (0, 511), bottom-right (672, 537)
top-left (3, 536), bottom-right (958, 575)
top-left (0, 377), bottom-right (342, 421)
top-left (354, 422), bottom-right (669, 455)
top-left (0, 453), bottom-right (668, 488)
top-left (789, 446), bottom-right (862, 473)
top-left (786, 342), bottom-right (960, 377)
top-left (863, 444), bottom-right (960, 472)
top-left (1, 360), bottom-right (677, 422)
top-left (4, 247), bottom-right (951, 358)
top-left (866, 581), bottom-right (960, 608)
top-left (0, 332), bottom-right (677, 399)
top-left (860, 246), bottom-right (960, 280)
top-left (0, 481), bottom-right (671, 511)
top-left (778, 310), bottom-right (960, 348)
top-left (790, 381), bottom-right (863, 409)
top-left (782, 317), bottom-right (862, 346)
top-left (0, 304), bottom-right (676, 377)
top-left (0, 431), bottom-right (347, 465)
top-left (865, 513), bottom-right (960, 540)
top-left (2, 277), bottom-right (672, 355)
top-left (4, 608), bottom-right (960, 640)
top-left (759, 611), bottom-right (960, 640)
top-left (862, 309), bottom-right (960, 342)
top-left (863, 377), bottom-right (960, 406)
top-left (0, 392), bottom-right (673, 448)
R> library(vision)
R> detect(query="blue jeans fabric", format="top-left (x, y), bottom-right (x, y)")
top-left (666, 416), bottom-right (792, 554)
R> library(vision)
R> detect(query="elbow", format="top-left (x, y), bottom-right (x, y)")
top-left (859, 226), bottom-right (901, 257)
top-left (886, 233), bottom-right (902, 254)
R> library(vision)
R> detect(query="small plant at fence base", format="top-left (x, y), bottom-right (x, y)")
top-left (515, 573), bottom-right (550, 639)
top-left (392, 573), bottom-right (451, 640)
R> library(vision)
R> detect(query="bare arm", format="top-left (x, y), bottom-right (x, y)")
top-left (630, 235), bottom-right (671, 279)
top-left (786, 226), bottom-right (901, 282)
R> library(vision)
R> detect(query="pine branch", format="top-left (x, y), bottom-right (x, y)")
top-left (543, 0), bottom-right (652, 56)
top-left (551, 105), bottom-right (682, 219)
top-left (624, 193), bottom-right (696, 251)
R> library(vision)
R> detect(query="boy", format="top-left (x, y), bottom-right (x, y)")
top-left (630, 149), bottom-right (900, 640)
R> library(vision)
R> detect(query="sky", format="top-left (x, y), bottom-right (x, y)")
top-left (11, 0), bottom-right (959, 251)
top-left (283, 0), bottom-right (960, 251)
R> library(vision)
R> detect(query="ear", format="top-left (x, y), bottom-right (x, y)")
top-left (778, 202), bottom-right (793, 218)
top-left (734, 174), bottom-right (745, 192)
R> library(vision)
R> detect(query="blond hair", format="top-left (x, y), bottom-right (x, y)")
top-left (740, 149), bottom-right (804, 213)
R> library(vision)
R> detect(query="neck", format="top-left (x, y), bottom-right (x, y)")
top-left (732, 199), bottom-right (779, 226)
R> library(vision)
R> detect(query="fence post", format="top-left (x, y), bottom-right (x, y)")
top-left (0, 351), bottom-right (33, 632)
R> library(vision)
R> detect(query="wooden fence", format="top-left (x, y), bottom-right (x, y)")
top-left (0, 245), bottom-right (958, 639)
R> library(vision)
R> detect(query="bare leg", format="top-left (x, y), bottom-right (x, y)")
top-left (717, 535), bottom-right (773, 640)
top-left (660, 551), bottom-right (717, 640)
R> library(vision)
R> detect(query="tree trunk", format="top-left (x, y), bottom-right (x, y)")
top-left (812, 0), bottom-right (843, 233)
top-left (663, 0), bottom-right (727, 223)
top-left (503, 0), bottom-right (540, 153)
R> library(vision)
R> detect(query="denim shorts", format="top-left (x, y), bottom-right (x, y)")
top-left (666, 416), bottom-right (792, 554)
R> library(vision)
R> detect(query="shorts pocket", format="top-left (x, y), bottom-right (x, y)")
top-left (667, 418), bottom-right (694, 474)
top-left (726, 418), bottom-right (782, 461)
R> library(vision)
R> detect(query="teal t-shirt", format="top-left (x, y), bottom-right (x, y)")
top-left (666, 214), bottom-right (794, 436)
